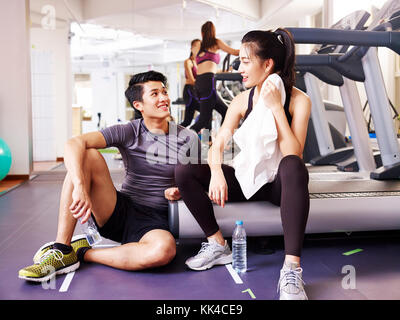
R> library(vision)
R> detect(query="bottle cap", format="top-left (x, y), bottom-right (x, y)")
top-left (236, 220), bottom-right (243, 225)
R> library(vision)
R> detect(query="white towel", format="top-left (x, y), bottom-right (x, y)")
top-left (232, 73), bottom-right (286, 199)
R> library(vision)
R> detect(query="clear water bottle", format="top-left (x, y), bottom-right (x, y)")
top-left (79, 216), bottom-right (102, 246)
top-left (232, 220), bottom-right (247, 273)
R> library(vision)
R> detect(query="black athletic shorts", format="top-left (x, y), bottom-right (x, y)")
top-left (92, 191), bottom-right (170, 244)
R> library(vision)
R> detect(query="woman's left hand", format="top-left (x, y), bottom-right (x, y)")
top-left (261, 80), bottom-right (283, 112)
top-left (164, 187), bottom-right (181, 201)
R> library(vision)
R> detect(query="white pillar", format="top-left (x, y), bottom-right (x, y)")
top-left (0, 0), bottom-right (32, 176)
top-left (30, 23), bottom-right (72, 161)
top-left (297, 15), bottom-right (314, 54)
top-left (117, 72), bottom-right (127, 123)
top-left (322, 0), bottom-right (334, 28)
top-left (91, 69), bottom-right (119, 129)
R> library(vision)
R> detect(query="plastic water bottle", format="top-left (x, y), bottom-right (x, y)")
top-left (232, 220), bottom-right (247, 273)
top-left (79, 216), bottom-right (102, 246)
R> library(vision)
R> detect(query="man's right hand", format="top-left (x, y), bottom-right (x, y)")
top-left (70, 184), bottom-right (93, 224)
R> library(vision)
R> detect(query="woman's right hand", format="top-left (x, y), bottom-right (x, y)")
top-left (69, 183), bottom-right (93, 224)
top-left (209, 169), bottom-right (228, 208)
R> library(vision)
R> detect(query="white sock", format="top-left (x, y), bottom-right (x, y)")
top-left (283, 260), bottom-right (300, 270)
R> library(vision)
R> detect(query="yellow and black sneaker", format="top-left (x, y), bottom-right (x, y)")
top-left (71, 237), bottom-right (92, 262)
top-left (33, 235), bottom-right (88, 264)
top-left (19, 249), bottom-right (79, 282)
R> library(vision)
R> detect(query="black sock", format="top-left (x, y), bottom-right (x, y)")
top-left (76, 247), bottom-right (90, 263)
top-left (53, 242), bottom-right (73, 254)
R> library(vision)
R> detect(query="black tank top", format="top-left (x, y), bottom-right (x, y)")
top-left (243, 86), bottom-right (292, 125)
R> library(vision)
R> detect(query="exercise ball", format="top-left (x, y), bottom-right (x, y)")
top-left (0, 139), bottom-right (12, 181)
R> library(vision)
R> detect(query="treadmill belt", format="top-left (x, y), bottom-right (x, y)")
top-left (311, 190), bottom-right (400, 199)
top-left (309, 178), bottom-right (400, 194)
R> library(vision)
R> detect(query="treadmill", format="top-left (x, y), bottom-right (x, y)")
top-left (298, 10), bottom-right (371, 168)
top-left (215, 53), bottom-right (243, 102)
top-left (298, 2), bottom-right (400, 173)
top-left (289, 2), bottom-right (400, 180)
top-left (168, 1), bottom-right (400, 238)
top-left (210, 55), bottom-right (243, 132)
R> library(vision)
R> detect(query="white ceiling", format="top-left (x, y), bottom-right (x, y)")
top-left (30, 0), bottom-right (325, 67)
top-left (76, 0), bottom-right (324, 40)
top-left (77, 0), bottom-right (263, 42)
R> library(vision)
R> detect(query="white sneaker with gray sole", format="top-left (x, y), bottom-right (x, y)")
top-left (278, 261), bottom-right (308, 300)
top-left (185, 239), bottom-right (232, 271)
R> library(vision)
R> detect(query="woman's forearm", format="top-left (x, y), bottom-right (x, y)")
top-left (272, 108), bottom-right (302, 156)
top-left (207, 127), bottom-right (234, 172)
top-left (207, 143), bottom-right (224, 173)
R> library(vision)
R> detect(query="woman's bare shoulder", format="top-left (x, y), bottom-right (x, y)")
top-left (291, 87), bottom-right (310, 102)
top-left (230, 88), bottom-right (251, 116)
top-left (232, 88), bottom-right (250, 105)
top-left (290, 87), bottom-right (311, 114)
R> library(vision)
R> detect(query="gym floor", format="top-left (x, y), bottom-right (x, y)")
top-left (1, 154), bottom-right (400, 300)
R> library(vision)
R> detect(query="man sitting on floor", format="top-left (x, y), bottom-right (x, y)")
top-left (18, 71), bottom-right (200, 282)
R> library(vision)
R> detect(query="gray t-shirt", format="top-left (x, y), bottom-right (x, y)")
top-left (101, 119), bottom-right (200, 210)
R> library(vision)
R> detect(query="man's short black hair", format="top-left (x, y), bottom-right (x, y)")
top-left (125, 71), bottom-right (168, 119)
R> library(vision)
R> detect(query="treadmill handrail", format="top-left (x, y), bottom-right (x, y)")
top-left (287, 28), bottom-right (400, 55)
top-left (215, 72), bottom-right (243, 82)
top-left (296, 54), bottom-right (365, 82)
top-left (324, 10), bottom-right (371, 55)
top-left (338, 14), bottom-right (400, 62)
top-left (296, 65), bottom-right (344, 87)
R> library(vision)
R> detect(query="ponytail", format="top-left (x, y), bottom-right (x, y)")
top-left (200, 21), bottom-right (217, 53)
top-left (274, 28), bottom-right (295, 98)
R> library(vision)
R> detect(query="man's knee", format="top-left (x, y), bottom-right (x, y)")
top-left (83, 148), bottom-right (109, 177)
top-left (84, 148), bottom-right (103, 166)
top-left (142, 240), bottom-right (176, 268)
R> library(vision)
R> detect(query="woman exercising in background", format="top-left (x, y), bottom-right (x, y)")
top-left (180, 39), bottom-right (201, 127)
top-left (190, 21), bottom-right (239, 134)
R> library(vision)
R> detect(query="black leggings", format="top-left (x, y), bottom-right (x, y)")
top-left (180, 84), bottom-right (200, 127)
top-left (175, 155), bottom-right (310, 257)
top-left (190, 73), bottom-right (227, 133)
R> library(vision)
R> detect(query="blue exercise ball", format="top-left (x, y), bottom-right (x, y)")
top-left (0, 138), bottom-right (12, 181)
